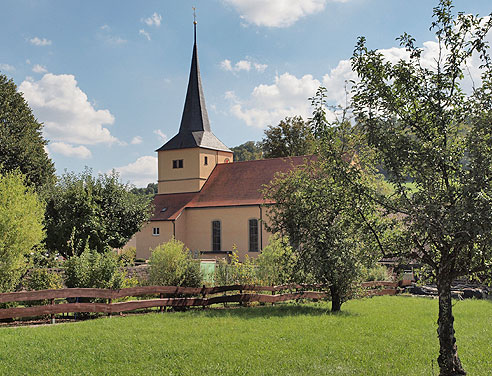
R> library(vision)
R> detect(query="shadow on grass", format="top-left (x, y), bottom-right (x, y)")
top-left (188, 302), bottom-right (357, 320)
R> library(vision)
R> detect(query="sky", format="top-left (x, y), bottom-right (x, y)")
top-left (1, 0), bottom-right (491, 187)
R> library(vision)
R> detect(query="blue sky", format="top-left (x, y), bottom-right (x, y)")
top-left (1, 0), bottom-right (490, 186)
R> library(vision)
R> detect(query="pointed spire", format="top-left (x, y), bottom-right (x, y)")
top-left (156, 11), bottom-right (230, 153)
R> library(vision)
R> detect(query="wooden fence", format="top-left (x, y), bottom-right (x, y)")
top-left (0, 281), bottom-right (402, 322)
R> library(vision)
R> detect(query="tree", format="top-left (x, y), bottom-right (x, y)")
top-left (0, 170), bottom-right (45, 292)
top-left (262, 116), bottom-right (314, 158)
top-left (148, 239), bottom-right (202, 287)
top-left (230, 141), bottom-right (262, 161)
top-left (351, 1), bottom-right (492, 374)
top-left (0, 74), bottom-right (55, 192)
top-left (130, 183), bottom-right (158, 196)
top-left (45, 169), bottom-right (153, 257)
top-left (264, 113), bottom-right (383, 311)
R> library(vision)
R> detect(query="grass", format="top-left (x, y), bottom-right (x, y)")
top-left (0, 296), bottom-right (491, 375)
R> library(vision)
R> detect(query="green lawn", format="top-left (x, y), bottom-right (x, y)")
top-left (0, 296), bottom-right (491, 375)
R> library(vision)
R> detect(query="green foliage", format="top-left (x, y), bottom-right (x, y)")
top-left (263, 115), bottom-right (383, 310)
top-left (214, 249), bottom-right (257, 286)
top-left (148, 239), bottom-right (202, 287)
top-left (118, 247), bottom-right (136, 267)
top-left (64, 248), bottom-right (125, 289)
top-left (230, 141), bottom-right (263, 162)
top-left (26, 269), bottom-right (63, 291)
top-left (351, 1), bottom-right (492, 372)
top-left (255, 235), bottom-right (300, 285)
top-left (45, 168), bottom-right (153, 257)
top-left (262, 116), bottom-right (315, 159)
top-left (0, 74), bottom-right (55, 192)
top-left (0, 170), bottom-right (45, 292)
top-left (130, 183), bottom-right (158, 196)
top-left (360, 264), bottom-right (393, 282)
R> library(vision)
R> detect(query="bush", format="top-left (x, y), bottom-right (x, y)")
top-left (256, 235), bottom-right (299, 286)
top-left (26, 269), bottom-right (63, 291)
top-left (148, 239), bottom-right (202, 287)
top-left (214, 250), bottom-right (258, 286)
top-left (360, 264), bottom-right (393, 282)
top-left (64, 248), bottom-right (125, 289)
top-left (118, 247), bottom-right (136, 266)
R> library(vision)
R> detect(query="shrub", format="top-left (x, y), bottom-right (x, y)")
top-left (26, 269), bottom-right (63, 291)
top-left (256, 235), bottom-right (299, 286)
top-left (360, 264), bottom-right (393, 282)
top-left (118, 247), bottom-right (136, 266)
top-left (214, 249), bottom-right (258, 286)
top-left (64, 248), bottom-right (125, 289)
top-left (148, 239), bottom-right (202, 287)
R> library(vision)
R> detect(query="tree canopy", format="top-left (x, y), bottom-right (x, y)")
top-left (0, 170), bottom-right (45, 292)
top-left (261, 116), bottom-right (314, 159)
top-left (351, 1), bottom-right (492, 374)
top-left (0, 74), bottom-right (55, 192)
top-left (230, 141), bottom-right (262, 162)
top-left (44, 169), bottom-right (153, 257)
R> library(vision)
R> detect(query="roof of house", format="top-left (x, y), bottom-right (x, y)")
top-left (150, 155), bottom-right (315, 221)
top-left (156, 33), bottom-right (230, 153)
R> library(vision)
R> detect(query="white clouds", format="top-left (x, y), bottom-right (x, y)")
top-left (143, 12), bottom-right (162, 27)
top-left (29, 37), bottom-right (52, 46)
top-left (131, 136), bottom-right (143, 145)
top-left (50, 142), bottom-right (92, 159)
top-left (220, 58), bottom-right (268, 73)
top-left (113, 156), bottom-right (157, 187)
top-left (32, 64), bottom-right (48, 74)
top-left (0, 63), bottom-right (15, 72)
top-left (228, 72), bottom-right (320, 128)
top-left (153, 129), bottom-right (167, 142)
top-left (139, 29), bottom-right (151, 41)
top-left (19, 73), bottom-right (117, 146)
top-left (223, 0), bottom-right (347, 28)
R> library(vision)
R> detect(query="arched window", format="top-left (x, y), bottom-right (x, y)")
top-left (212, 220), bottom-right (221, 251)
top-left (249, 219), bottom-right (259, 252)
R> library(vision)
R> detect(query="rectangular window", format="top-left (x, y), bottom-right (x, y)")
top-left (249, 219), bottom-right (259, 252)
top-left (204, 156), bottom-right (208, 165)
top-left (212, 220), bottom-right (221, 251)
top-left (152, 227), bottom-right (160, 236)
top-left (172, 159), bottom-right (183, 169)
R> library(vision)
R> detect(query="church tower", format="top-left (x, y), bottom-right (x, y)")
top-left (156, 18), bottom-right (233, 194)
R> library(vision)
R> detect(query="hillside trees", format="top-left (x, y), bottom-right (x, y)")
top-left (45, 169), bottom-right (153, 257)
top-left (0, 74), bottom-right (55, 192)
top-left (0, 171), bottom-right (45, 292)
top-left (351, 1), bottom-right (492, 374)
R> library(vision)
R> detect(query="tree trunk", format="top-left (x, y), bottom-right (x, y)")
top-left (436, 277), bottom-right (466, 376)
top-left (329, 285), bottom-right (342, 312)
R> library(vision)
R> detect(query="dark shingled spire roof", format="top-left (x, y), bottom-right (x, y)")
top-left (157, 22), bottom-right (230, 152)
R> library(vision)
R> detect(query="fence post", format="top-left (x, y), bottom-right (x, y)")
top-left (272, 288), bottom-right (275, 306)
top-left (160, 293), bottom-right (164, 313)
top-left (50, 298), bottom-right (55, 324)
top-left (202, 285), bottom-right (206, 310)
top-left (108, 298), bottom-right (112, 318)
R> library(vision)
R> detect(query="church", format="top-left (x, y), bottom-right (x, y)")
top-left (133, 24), bottom-right (309, 261)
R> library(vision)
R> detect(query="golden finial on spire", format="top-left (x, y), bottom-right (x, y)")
top-left (193, 6), bottom-right (197, 25)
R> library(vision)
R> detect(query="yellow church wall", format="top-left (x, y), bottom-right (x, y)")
top-left (158, 148), bottom-right (233, 194)
top-left (135, 220), bottom-right (174, 260)
top-left (182, 205), bottom-right (272, 261)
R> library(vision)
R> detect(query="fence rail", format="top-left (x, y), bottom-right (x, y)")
top-left (0, 281), bottom-right (402, 322)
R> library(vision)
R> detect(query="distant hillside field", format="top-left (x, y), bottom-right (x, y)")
top-left (0, 296), bottom-right (491, 375)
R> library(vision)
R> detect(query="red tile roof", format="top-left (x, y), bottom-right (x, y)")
top-left (150, 192), bottom-right (198, 221)
top-left (150, 155), bottom-right (315, 221)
